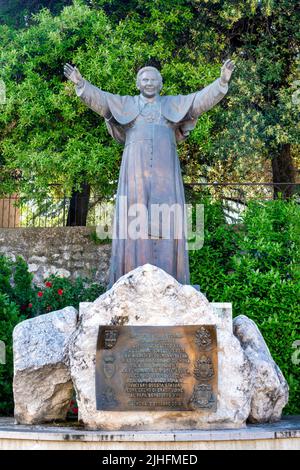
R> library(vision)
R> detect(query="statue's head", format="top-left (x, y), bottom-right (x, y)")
top-left (136, 66), bottom-right (163, 98)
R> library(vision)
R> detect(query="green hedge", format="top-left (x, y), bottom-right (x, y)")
top-left (190, 198), bottom-right (300, 415)
top-left (0, 256), bottom-right (105, 415)
top-left (0, 294), bottom-right (24, 415)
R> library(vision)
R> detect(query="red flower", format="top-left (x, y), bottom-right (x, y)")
top-left (37, 291), bottom-right (43, 298)
top-left (45, 281), bottom-right (52, 288)
top-left (71, 407), bottom-right (78, 414)
top-left (28, 303), bottom-right (33, 308)
top-left (57, 289), bottom-right (63, 296)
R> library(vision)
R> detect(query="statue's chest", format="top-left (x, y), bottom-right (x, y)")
top-left (135, 101), bottom-right (167, 125)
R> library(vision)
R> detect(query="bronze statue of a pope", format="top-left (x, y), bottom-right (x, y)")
top-left (64, 60), bottom-right (235, 287)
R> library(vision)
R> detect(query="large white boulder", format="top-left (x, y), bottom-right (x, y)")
top-left (233, 315), bottom-right (289, 423)
top-left (13, 306), bottom-right (78, 424)
top-left (69, 264), bottom-right (252, 430)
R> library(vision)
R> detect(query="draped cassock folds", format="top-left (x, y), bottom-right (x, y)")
top-left (76, 78), bottom-right (228, 287)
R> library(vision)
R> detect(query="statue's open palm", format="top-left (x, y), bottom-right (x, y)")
top-left (64, 63), bottom-right (82, 85)
top-left (220, 59), bottom-right (235, 84)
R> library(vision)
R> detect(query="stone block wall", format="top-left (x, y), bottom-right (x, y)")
top-left (0, 227), bottom-right (111, 286)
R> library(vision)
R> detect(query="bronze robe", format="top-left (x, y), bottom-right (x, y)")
top-left (76, 78), bottom-right (228, 287)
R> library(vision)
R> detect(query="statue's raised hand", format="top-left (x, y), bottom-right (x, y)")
top-left (63, 63), bottom-right (83, 85)
top-left (220, 59), bottom-right (235, 85)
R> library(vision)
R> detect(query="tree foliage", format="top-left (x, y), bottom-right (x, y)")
top-left (192, 0), bottom-right (300, 187)
top-left (0, 0), bottom-right (72, 28)
top-left (0, 0), bottom-right (221, 202)
top-left (0, 0), bottom-right (298, 202)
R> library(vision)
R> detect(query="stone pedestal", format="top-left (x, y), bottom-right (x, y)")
top-left (13, 264), bottom-right (289, 430)
top-left (69, 264), bottom-right (250, 430)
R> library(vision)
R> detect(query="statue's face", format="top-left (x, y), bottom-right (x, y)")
top-left (138, 70), bottom-right (161, 98)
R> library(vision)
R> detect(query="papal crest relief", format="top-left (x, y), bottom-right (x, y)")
top-left (190, 384), bottom-right (216, 409)
top-left (103, 354), bottom-right (116, 379)
top-left (195, 326), bottom-right (213, 350)
top-left (104, 329), bottom-right (118, 349)
top-left (193, 355), bottom-right (214, 380)
top-left (100, 386), bottom-right (118, 408)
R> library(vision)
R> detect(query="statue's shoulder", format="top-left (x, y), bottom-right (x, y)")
top-left (106, 92), bottom-right (137, 103)
top-left (161, 93), bottom-right (196, 101)
top-left (105, 93), bottom-right (139, 125)
top-left (160, 93), bottom-right (197, 123)
top-left (160, 94), bottom-right (174, 102)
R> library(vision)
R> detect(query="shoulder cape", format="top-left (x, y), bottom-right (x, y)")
top-left (104, 93), bottom-right (198, 144)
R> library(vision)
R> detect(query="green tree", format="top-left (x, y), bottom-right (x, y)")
top-left (0, 1), bottom-right (72, 28)
top-left (1, 0), bottom-right (298, 222)
top-left (89, 1), bottom-right (300, 196)
top-left (0, 0), bottom-right (219, 221)
top-left (189, 0), bottom-right (299, 196)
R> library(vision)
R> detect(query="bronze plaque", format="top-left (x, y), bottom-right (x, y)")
top-left (96, 325), bottom-right (218, 411)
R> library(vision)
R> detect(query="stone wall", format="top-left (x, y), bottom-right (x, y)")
top-left (0, 228), bottom-right (111, 286)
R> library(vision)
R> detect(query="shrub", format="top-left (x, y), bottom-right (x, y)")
top-left (0, 254), bottom-right (105, 415)
top-left (0, 256), bottom-right (14, 299)
top-left (190, 198), bottom-right (300, 415)
top-left (0, 293), bottom-right (24, 415)
top-left (0, 255), bottom-right (34, 317)
top-left (30, 275), bottom-right (105, 316)
top-left (12, 256), bottom-right (34, 313)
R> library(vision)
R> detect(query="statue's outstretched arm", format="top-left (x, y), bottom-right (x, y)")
top-left (190, 59), bottom-right (235, 118)
top-left (63, 63), bottom-right (110, 118)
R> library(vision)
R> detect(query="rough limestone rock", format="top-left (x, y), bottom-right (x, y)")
top-left (13, 306), bottom-right (78, 425)
top-left (233, 315), bottom-right (289, 423)
top-left (69, 264), bottom-right (252, 430)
